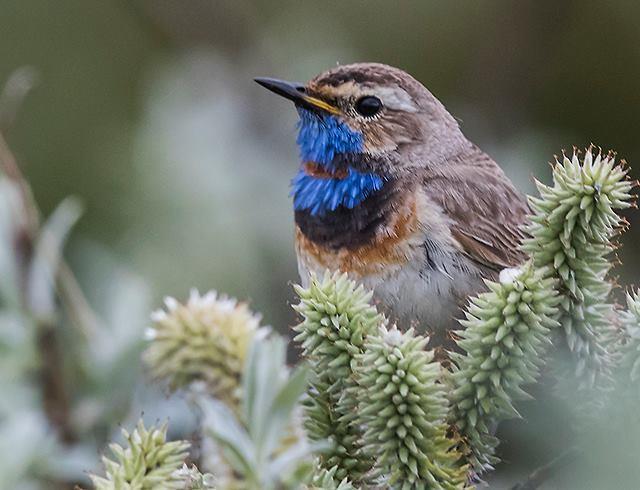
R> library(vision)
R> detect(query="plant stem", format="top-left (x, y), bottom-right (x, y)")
top-left (510, 446), bottom-right (579, 490)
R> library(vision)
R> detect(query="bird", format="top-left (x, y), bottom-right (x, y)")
top-left (255, 63), bottom-right (528, 352)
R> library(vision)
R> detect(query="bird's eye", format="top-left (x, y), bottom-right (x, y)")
top-left (354, 96), bottom-right (382, 117)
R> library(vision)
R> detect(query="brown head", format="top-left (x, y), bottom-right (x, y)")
top-left (256, 62), bottom-right (469, 177)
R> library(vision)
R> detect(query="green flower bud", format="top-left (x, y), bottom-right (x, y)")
top-left (143, 290), bottom-right (266, 408)
top-left (305, 465), bottom-right (355, 490)
top-left (293, 272), bottom-right (384, 482)
top-left (451, 263), bottom-right (559, 473)
top-left (523, 149), bottom-right (634, 384)
top-left (357, 326), bottom-right (466, 489)
top-left (90, 420), bottom-right (191, 490)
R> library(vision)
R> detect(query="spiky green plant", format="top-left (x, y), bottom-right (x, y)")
top-left (305, 465), bottom-right (355, 490)
top-left (523, 149), bottom-right (634, 385)
top-left (143, 289), bottom-right (266, 407)
top-left (293, 271), bottom-right (384, 482)
top-left (450, 262), bottom-right (559, 472)
top-left (357, 326), bottom-right (466, 489)
top-left (89, 420), bottom-right (192, 490)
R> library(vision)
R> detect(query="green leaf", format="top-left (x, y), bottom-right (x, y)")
top-left (262, 364), bottom-right (309, 458)
top-left (199, 398), bottom-right (257, 480)
top-left (199, 332), bottom-right (315, 489)
top-left (243, 335), bottom-right (287, 452)
top-left (0, 179), bottom-right (24, 308)
top-left (27, 196), bottom-right (83, 320)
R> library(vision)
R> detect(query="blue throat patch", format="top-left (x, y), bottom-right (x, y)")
top-left (291, 108), bottom-right (384, 216)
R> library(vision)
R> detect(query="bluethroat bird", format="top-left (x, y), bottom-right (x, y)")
top-left (256, 63), bottom-right (528, 351)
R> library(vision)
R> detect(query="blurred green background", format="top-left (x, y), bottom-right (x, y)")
top-left (1, 1), bottom-right (639, 488)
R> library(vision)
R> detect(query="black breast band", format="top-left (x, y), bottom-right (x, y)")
top-left (295, 178), bottom-right (398, 250)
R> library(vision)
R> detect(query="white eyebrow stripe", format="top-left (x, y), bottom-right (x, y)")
top-left (374, 86), bottom-right (419, 113)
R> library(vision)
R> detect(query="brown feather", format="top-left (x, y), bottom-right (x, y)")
top-left (423, 144), bottom-right (529, 271)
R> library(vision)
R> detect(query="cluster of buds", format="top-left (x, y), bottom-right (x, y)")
top-left (523, 149), bottom-right (634, 384)
top-left (357, 326), bottom-right (466, 489)
top-left (143, 289), bottom-right (265, 408)
top-left (304, 465), bottom-right (355, 490)
top-left (450, 263), bottom-right (559, 472)
top-left (90, 421), bottom-right (192, 489)
top-left (293, 271), bottom-right (384, 482)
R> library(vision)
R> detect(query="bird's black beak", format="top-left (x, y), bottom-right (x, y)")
top-left (254, 77), bottom-right (340, 115)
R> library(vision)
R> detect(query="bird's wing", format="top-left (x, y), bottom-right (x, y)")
top-left (423, 149), bottom-right (529, 272)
